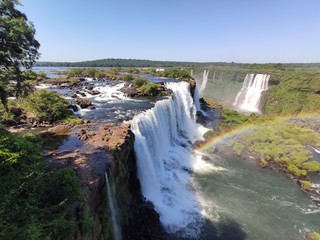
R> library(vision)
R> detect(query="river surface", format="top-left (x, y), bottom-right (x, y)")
top-left (193, 152), bottom-right (320, 240)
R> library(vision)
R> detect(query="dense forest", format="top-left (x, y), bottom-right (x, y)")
top-left (36, 59), bottom-right (320, 69)
top-left (35, 58), bottom-right (204, 68)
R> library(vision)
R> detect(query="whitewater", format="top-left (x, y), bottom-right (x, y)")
top-left (233, 73), bottom-right (270, 113)
top-left (131, 81), bottom-right (208, 237)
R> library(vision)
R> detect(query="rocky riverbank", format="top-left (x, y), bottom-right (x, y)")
top-left (41, 123), bottom-right (164, 239)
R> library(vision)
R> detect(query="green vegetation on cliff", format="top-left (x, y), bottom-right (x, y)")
top-left (0, 128), bottom-right (81, 239)
top-left (265, 71), bottom-right (320, 115)
top-left (203, 106), bottom-right (320, 179)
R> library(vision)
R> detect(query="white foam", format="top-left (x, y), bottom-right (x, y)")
top-left (131, 81), bottom-right (204, 236)
top-left (35, 83), bottom-right (52, 89)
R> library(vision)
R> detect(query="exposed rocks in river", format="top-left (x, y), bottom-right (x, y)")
top-left (75, 97), bottom-right (92, 108)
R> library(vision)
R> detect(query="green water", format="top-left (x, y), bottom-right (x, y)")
top-left (194, 153), bottom-right (320, 240)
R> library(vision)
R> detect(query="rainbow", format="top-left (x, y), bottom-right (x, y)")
top-left (195, 113), bottom-right (320, 153)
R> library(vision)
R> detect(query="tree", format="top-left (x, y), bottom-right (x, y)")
top-left (0, 0), bottom-right (40, 108)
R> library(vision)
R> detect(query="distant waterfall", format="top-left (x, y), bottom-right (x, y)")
top-left (233, 73), bottom-right (270, 113)
top-left (199, 70), bottom-right (209, 94)
top-left (105, 172), bottom-right (122, 240)
top-left (194, 85), bottom-right (207, 116)
top-left (131, 81), bottom-right (205, 236)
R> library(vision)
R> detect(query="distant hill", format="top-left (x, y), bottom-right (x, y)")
top-left (35, 58), bottom-right (208, 68)
top-left (35, 59), bottom-right (320, 69)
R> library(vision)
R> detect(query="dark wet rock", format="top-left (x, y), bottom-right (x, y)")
top-left (194, 140), bottom-right (205, 148)
top-left (76, 98), bottom-right (92, 108)
top-left (9, 107), bottom-right (27, 124)
top-left (89, 89), bottom-right (100, 95)
top-left (69, 93), bottom-right (78, 99)
top-left (196, 110), bottom-right (207, 124)
top-left (68, 104), bottom-right (79, 112)
top-left (10, 107), bottom-right (24, 117)
top-left (76, 91), bottom-right (87, 97)
top-left (86, 85), bottom-right (94, 90)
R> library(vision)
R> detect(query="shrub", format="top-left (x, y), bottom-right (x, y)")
top-left (162, 67), bottom-right (192, 79)
top-left (301, 161), bottom-right (320, 172)
top-left (66, 68), bottom-right (85, 77)
top-left (61, 115), bottom-right (84, 125)
top-left (23, 89), bottom-right (71, 123)
top-left (133, 77), bottom-right (148, 88)
top-left (287, 164), bottom-right (307, 177)
top-left (122, 74), bottom-right (134, 81)
top-left (204, 130), bottom-right (215, 139)
top-left (138, 83), bottom-right (159, 96)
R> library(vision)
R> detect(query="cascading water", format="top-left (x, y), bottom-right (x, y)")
top-left (233, 73), bottom-right (270, 113)
top-left (194, 86), bottom-right (207, 117)
top-left (105, 171), bottom-right (122, 240)
top-left (199, 70), bottom-right (209, 94)
top-left (130, 81), bottom-right (207, 237)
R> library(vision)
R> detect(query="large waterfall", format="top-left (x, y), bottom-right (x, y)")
top-left (233, 73), bottom-right (270, 113)
top-left (131, 81), bottom-right (206, 237)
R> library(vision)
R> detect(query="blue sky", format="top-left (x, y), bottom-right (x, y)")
top-left (19, 0), bottom-right (320, 63)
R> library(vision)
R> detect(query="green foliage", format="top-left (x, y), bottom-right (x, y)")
top-left (221, 109), bottom-right (249, 124)
top-left (138, 83), bottom-right (159, 96)
top-left (159, 67), bottom-right (192, 79)
top-left (301, 161), bottom-right (320, 172)
top-left (35, 58), bottom-right (204, 68)
top-left (22, 89), bottom-right (71, 123)
top-left (0, 128), bottom-right (81, 240)
top-left (85, 68), bottom-right (98, 78)
top-left (61, 115), bottom-right (84, 125)
top-left (37, 71), bottom-right (47, 79)
top-left (225, 121), bottom-right (320, 177)
top-left (300, 180), bottom-right (313, 188)
top-left (142, 68), bottom-right (156, 75)
top-left (203, 130), bottom-right (215, 139)
top-left (66, 68), bottom-right (85, 77)
top-left (0, 0), bottom-right (40, 107)
top-left (287, 164), bottom-right (307, 177)
top-left (122, 74), bottom-right (134, 81)
top-left (133, 76), bottom-right (148, 88)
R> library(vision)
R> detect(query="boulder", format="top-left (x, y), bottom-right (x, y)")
top-left (76, 98), bottom-right (92, 109)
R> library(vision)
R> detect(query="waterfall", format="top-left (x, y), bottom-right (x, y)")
top-left (233, 73), bottom-right (270, 113)
top-left (199, 70), bottom-right (209, 94)
top-left (105, 171), bottom-right (122, 240)
top-left (194, 85), bottom-right (207, 117)
top-left (130, 81), bottom-right (206, 237)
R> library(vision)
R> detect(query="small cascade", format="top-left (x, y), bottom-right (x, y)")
top-left (91, 82), bottom-right (127, 101)
top-left (131, 81), bottom-right (206, 237)
top-left (194, 86), bottom-right (207, 117)
top-left (233, 73), bottom-right (270, 113)
top-left (199, 70), bottom-right (209, 94)
top-left (212, 71), bottom-right (216, 82)
top-left (105, 171), bottom-right (122, 240)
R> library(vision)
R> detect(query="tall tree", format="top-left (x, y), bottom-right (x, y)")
top-left (0, 0), bottom-right (40, 108)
